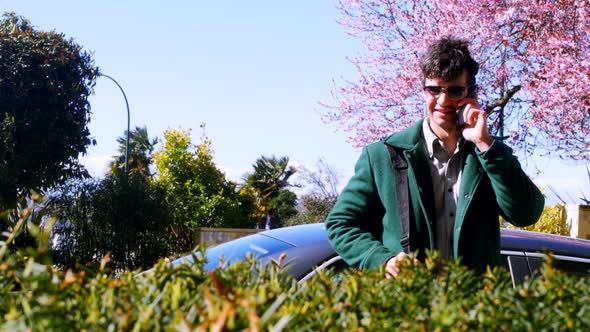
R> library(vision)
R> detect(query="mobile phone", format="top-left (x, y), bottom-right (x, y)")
top-left (457, 85), bottom-right (477, 128)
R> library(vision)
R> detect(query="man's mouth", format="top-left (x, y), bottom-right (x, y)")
top-left (435, 108), bottom-right (457, 114)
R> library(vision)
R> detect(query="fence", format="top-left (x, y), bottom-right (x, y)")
top-left (196, 228), bottom-right (261, 248)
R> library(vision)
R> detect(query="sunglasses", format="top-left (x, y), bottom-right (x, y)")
top-left (423, 85), bottom-right (470, 100)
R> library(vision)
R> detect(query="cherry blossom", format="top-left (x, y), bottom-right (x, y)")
top-left (324, 0), bottom-right (590, 160)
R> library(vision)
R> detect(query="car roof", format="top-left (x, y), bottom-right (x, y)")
top-left (501, 228), bottom-right (590, 259)
top-left (259, 223), bottom-right (590, 259)
top-left (259, 223), bottom-right (328, 247)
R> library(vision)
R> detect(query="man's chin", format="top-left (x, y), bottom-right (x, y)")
top-left (432, 117), bottom-right (459, 133)
top-left (434, 112), bottom-right (457, 123)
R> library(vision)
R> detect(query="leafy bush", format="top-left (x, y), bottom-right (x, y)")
top-left (153, 128), bottom-right (257, 252)
top-left (3, 246), bottom-right (590, 329)
top-left (278, 257), bottom-right (590, 331)
top-left (2, 209), bottom-right (589, 330)
top-left (50, 175), bottom-right (172, 272)
top-left (516, 203), bottom-right (570, 236)
top-left (504, 203), bottom-right (570, 236)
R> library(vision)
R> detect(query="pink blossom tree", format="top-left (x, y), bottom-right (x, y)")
top-left (324, 0), bottom-right (590, 160)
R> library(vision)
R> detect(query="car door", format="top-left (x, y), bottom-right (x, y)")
top-left (502, 250), bottom-right (590, 287)
top-left (501, 250), bottom-right (531, 287)
top-left (525, 252), bottom-right (590, 277)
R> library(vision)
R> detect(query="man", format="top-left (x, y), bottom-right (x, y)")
top-left (325, 37), bottom-right (544, 277)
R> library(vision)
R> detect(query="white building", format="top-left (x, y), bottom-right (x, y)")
top-left (566, 205), bottom-right (590, 240)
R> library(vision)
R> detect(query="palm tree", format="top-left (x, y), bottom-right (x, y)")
top-left (243, 156), bottom-right (297, 229)
top-left (108, 126), bottom-right (158, 180)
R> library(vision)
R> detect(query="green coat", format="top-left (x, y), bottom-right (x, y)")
top-left (325, 120), bottom-right (545, 273)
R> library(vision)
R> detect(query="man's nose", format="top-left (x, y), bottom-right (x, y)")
top-left (437, 93), bottom-right (454, 107)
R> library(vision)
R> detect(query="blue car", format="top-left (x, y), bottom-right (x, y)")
top-left (166, 223), bottom-right (590, 286)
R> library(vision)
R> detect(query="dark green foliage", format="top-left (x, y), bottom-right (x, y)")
top-left (242, 155), bottom-right (298, 229)
top-left (218, 180), bottom-right (259, 230)
top-left (2, 212), bottom-right (590, 331)
top-left (0, 13), bottom-right (98, 209)
top-left (108, 126), bottom-right (157, 180)
top-left (2, 227), bottom-right (590, 331)
top-left (269, 189), bottom-right (298, 228)
top-left (273, 256), bottom-right (590, 331)
top-left (244, 156), bottom-right (297, 202)
top-left (50, 174), bottom-right (172, 272)
top-left (1, 211), bottom-right (294, 330)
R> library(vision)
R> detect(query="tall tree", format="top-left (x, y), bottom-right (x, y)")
top-left (0, 13), bottom-right (98, 209)
top-left (243, 156), bottom-right (297, 229)
top-left (153, 126), bottom-right (255, 253)
top-left (108, 126), bottom-right (158, 180)
top-left (324, 1), bottom-right (590, 160)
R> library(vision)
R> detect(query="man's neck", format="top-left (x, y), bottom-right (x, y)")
top-left (427, 118), bottom-right (460, 153)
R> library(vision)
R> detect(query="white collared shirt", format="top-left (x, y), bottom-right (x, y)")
top-left (422, 118), bottom-right (466, 260)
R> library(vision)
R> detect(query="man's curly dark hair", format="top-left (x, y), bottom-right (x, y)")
top-left (419, 37), bottom-right (479, 85)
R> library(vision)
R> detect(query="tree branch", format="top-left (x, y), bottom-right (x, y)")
top-left (485, 85), bottom-right (521, 113)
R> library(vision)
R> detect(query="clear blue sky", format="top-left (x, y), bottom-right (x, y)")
top-left (5, 1), bottom-right (589, 205)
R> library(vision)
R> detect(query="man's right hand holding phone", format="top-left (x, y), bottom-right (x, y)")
top-left (457, 93), bottom-right (493, 152)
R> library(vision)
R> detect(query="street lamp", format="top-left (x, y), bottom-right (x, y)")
top-left (98, 73), bottom-right (130, 175)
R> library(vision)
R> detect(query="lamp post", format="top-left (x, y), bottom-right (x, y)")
top-left (98, 73), bottom-right (130, 175)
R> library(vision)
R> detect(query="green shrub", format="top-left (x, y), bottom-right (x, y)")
top-left (505, 203), bottom-right (570, 236)
top-left (2, 253), bottom-right (590, 330)
top-left (276, 257), bottom-right (590, 331)
top-left (2, 216), bottom-right (589, 331)
top-left (50, 175), bottom-right (173, 273)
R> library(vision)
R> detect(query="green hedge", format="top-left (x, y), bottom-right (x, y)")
top-left (2, 242), bottom-right (590, 331)
top-left (1, 213), bottom-right (589, 331)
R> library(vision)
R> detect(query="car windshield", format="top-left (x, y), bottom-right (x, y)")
top-left (169, 234), bottom-right (294, 271)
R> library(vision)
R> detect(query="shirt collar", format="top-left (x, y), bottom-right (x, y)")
top-left (422, 117), bottom-right (465, 158)
top-left (422, 117), bottom-right (440, 159)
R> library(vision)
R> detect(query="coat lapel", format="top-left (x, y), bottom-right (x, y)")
top-left (453, 147), bottom-right (484, 257)
top-left (405, 143), bottom-right (435, 226)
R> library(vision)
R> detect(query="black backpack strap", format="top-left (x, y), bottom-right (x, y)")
top-left (385, 144), bottom-right (410, 254)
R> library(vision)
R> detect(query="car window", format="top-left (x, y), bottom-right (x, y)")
top-left (527, 255), bottom-right (590, 277)
top-left (552, 259), bottom-right (590, 276)
top-left (506, 255), bottom-right (530, 287)
top-left (526, 256), bottom-right (544, 277)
